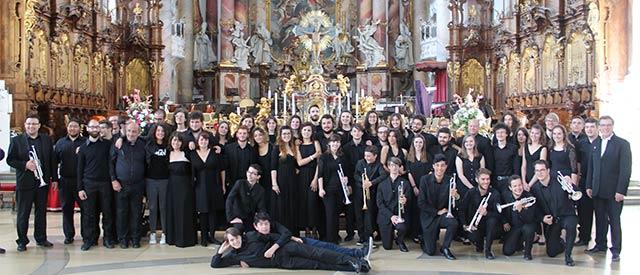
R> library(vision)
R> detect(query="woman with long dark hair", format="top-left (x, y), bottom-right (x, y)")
top-left (318, 134), bottom-right (350, 243)
top-left (514, 127), bottom-right (529, 178)
top-left (215, 121), bottom-right (232, 146)
top-left (548, 125), bottom-right (578, 184)
top-left (406, 134), bottom-right (431, 243)
top-left (455, 134), bottom-right (486, 195)
top-left (380, 129), bottom-right (407, 172)
top-left (288, 115), bottom-right (302, 141)
top-left (364, 111), bottom-right (380, 144)
top-left (271, 126), bottom-right (299, 235)
top-left (252, 127), bottom-right (277, 209)
top-left (296, 122), bottom-right (323, 238)
top-left (165, 133), bottom-right (197, 247)
top-left (265, 116), bottom-right (279, 144)
top-left (389, 113), bottom-right (410, 149)
top-left (145, 123), bottom-right (170, 245)
top-left (190, 132), bottom-right (225, 246)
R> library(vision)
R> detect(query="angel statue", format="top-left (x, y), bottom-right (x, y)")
top-left (332, 74), bottom-right (351, 97)
top-left (394, 20), bottom-right (414, 70)
top-left (250, 22), bottom-right (272, 65)
top-left (230, 21), bottom-right (250, 70)
top-left (354, 19), bottom-right (386, 69)
top-left (332, 24), bottom-right (354, 64)
top-left (292, 10), bottom-right (336, 74)
top-left (255, 97), bottom-right (273, 123)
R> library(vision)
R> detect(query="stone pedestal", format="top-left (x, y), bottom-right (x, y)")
top-left (0, 80), bottom-right (13, 172)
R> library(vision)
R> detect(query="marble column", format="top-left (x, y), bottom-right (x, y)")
top-left (359, 0), bottom-right (373, 26)
top-left (219, 0), bottom-right (235, 64)
top-left (372, 0), bottom-right (387, 55)
top-left (234, 0), bottom-right (248, 38)
top-left (179, 0), bottom-right (194, 102)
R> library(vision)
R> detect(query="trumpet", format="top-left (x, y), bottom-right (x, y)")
top-left (397, 181), bottom-right (405, 223)
top-left (362, 168), bottom-right (370, 210)
top-left (446, 173), bottom-right (456, 218)
top-left (465, 192), bottom-right (492, 232)
top-left (29, 145), bottom-right (47, 187)
top-left (338, 164), bottom-right (352, 205)
top-left (557, 171), bottom-right (582, 201)
top-left (496, 196), bottom-right (536, 213)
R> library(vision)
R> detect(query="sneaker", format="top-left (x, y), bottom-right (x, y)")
top-left (149, 233), bottom-right (157, 244)
top-left (159, 234), bottom-right (166, 245)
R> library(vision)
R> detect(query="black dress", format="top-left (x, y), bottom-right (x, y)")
top-left (190, 150), bottom-right (224, 213)
top-left (524, 145), bottom-right (544, 183)
top-left (165, 160), bottom-right (197, 247)
top-left (257, 144), bottom-right (277, 209)
top-left (548, 146), bottom-right (577, 177)
top-left (406, 158), bottom-right (431, 239)
top-left (298, 143), bottom-right (320, 229)
top-left (457, 155), bottom-right (482, 195)
top-left (271, 149), bottom-right (298, 235)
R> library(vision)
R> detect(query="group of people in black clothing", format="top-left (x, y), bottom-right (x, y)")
top-left (3, 106), bottom-right (631, 271)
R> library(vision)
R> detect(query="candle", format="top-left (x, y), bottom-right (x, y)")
top-left (268, 88), bottom-right (272, 99)
top-left (355, 91), bottom-right (360, 118)
top-left (338, 95), bottom-right (342, 115)
top-left (283, 93), bottom-right (287, 115)
top-left (347, 91), bottom-right (351, 111)
top-left (400, 94), bottom-right (403, 104)
top-left (274, 93), bottom-right (278, 116)
top-left (236, 106), bottom-right (241, 115)
top-left (291, 93), bottom-right (296, 116)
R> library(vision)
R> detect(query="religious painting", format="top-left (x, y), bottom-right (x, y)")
top-left (125, 58), bottom-right (150, 96)
top-left (369, 72), bottom-right (387, 98)
top-left (461, 58), bottom-right (485, 96)
top-left (357, 73), bottom-right (369, 96)
top-left (270, 0), bottom-right (335, 57)
top-left (542, 35), bottom-right (559, 90)
top-left (566, 32), bottom-right (587, 86)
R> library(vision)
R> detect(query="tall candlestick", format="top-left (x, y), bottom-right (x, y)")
top-left (283, 93), bottom-right (287, 115)
top-left (355, 91), bottom-right (360, 118)
top-left (291, 93), bottom-right (296, 116)
top-left (237, 106), bottom-right (241, 115)
top-left (338, 95), bottom-right (342, 115)
top-left (268, 88), bottom-right (272, 99)
top-left (274, 93), bottom-right (278, 116)
top-left (347, 91), bottom-right (351, 111)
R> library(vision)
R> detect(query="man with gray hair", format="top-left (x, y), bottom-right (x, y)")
top-left (110, 121), bottom-right (146, 248)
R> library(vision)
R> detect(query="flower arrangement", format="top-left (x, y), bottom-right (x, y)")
top-left (451, 90), bottom-right (491, 137)
top-left (122, 89), bottom-right (154, 128)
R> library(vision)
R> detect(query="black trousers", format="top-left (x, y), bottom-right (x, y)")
top-left (379, 221), bottom-right (407, 250)
top-left (273, 242), bottom-right (357, 272)
top-left (545, 215), bottom-right (578, 258)
top-left (115, 182), bottom-right (144, 243)
top-left (322, 191), bottom-right (343, 243)
top-left (593, 197), bottom-right (623, 254)
top-left (492, 177), bottom-right (510, 196)
top-left (15, 186), bottom-right (49, 245)
top-left (502, 223), bottom-right (536, 256)
top-left (81, 182), bottom-right (115, 244)
top-left (422, 215), bottom-right (458, 255)
top-left (59, 178), bottom-right (81, 239)
top-left (576, 194), bottom-right (594, 243)
top-left (468, 216), bottom-right (499, 252)
top-left (352, 185), bottom-right (373, 242)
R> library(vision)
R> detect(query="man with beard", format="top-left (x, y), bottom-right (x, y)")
top-left (77, 119), bottom-right (115, 251)
top-left (223, 126), bottom-right (257, 189)
top-left (308, 105), bottom-right (322, 132)
top-left (54, 119), bottom-right (86, 244)
top-left (7, 113), bottom-right (58, 252)
top-left (429, 128), bottom-right (458, 176)
top-left (407, 115), bottom-right (437, 150)
top-left (315, 114), bottom-right (336, 151)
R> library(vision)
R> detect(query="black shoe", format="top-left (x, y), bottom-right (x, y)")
top-left (565, 257), bottom-right (575, 266)
top-left (17, 243), bottom-right (27, 252)
top-left (344, 234), bottom-right (355, 242)
top-left (64, 238), bottom-right (74, 245)
top-left (524, 253), bottom-right (533, 261)
top-left (396, 240), bottom-right (409, 252)
top-left (574, 240), bottom-right (589, 246)
top-left (200, 239), bottom-right (208, 247)
top-left (81, 242), bottom-right (92, 251)
top-left (413, 237), bottom-right (421, 244)
top-left (612, 254), bottom-right (620, 262)
top-left (475, 245), bottom-right (483, 253)
top-left (132, 242), bottom-right (141, 249)
top-left (359, 258), bottom-right (371, 273)
top-left (37, 240), bottom-right (53, 248)
top-left (120, 242), bottom-right (129, 249)
top-left (441, 248), bottom-right (456, 260)
top-left (0, 247), bottom-right (5, 254)
top-left (104, 242), bottom-right (115, 249)
top-left (585, 246), bottom-right (606, 253)
top-left (485, 250), bottom-right (495, 260)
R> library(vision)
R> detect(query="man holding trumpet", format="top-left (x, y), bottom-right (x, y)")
top-left (530, 160), bottom-right (578, 266)
top-left (353, 146), bottom-right (387, 246)
top-left (460, 168), bottom-right (501, 259)
top-left (500, 175), bottom-right (537, 260)
top-left (376, 157), bottom-right (412, 252)
top-left (7, 112), bottom-right (58, 251)
top-left (418, 154), bottom-right (459, 260)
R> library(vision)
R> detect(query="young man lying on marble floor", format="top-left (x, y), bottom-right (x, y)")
top-left (211, 212), bottom-right (373, 273)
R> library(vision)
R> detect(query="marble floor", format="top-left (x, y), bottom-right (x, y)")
top-left (0, 207), bottom-right (636, 275)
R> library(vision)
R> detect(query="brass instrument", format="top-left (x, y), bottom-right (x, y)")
top-left (496, 196), bottom-right (536, 213)
top-left (397, 181), bottom-right (405, 223)
top-left (29, 145), bottom-right (47, 187)
top-left (338, 164), bottom-right (352, 205)
top-left (557, 171), bottom-right (582, 201)
top-left (464, 192), bottom-right (492, 232)
top-left (362, 168), bottom-right (370, 210)
top-left (447, 173), bottom-right (456, 218)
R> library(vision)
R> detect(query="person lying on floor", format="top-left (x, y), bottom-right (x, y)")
top-left (211, 212), bottom-right (372, 272)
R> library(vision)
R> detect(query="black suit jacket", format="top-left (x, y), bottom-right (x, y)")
top-left (7, 133), bottom-right (57, 190)
top-left (586, 135), bottom-right (632, 198)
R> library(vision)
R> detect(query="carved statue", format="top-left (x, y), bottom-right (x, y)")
top-left (419, 17), bottom-right (429, 41)
top-left (354, 19), bottom-right (386, 69)
top-left (193, 22), bottom-right (216, 70)
top-left (255, 97), bottom-right (273, 123)
top-left (394, 20), bottom-right (414, 71)
top-left (230, 21), bottom-right (250, 70)
top-left (292, 11), bottom-right (336, 74)
top-left (331, 24), bottom-right (354, 64)
top-left (250, 22), bottom-right (272, 65)
top-left (332, 74), bottom-right (350, 97)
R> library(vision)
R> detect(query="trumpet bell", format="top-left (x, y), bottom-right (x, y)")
top-left (571, 191), bottom-right (583, 201)
top-left (496, 203), bottom-right (504, 213)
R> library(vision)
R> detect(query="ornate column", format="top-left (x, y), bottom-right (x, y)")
top-left (412, 0), bottom-right (428, 87)
top-left (178, 0), bottom-right (193, 102)
top-left (447, 0), bottom-right (465, 96)
top-left (372, 0), bottom-right (387, 58)
top-left (234, 0), bottom-right (248, 35)
top-left (357, 0), bottom-right (373, 98)
top-left (219, 0), bottom-right (235, 64)
top-left (149, 0), bottom-right (163, 108)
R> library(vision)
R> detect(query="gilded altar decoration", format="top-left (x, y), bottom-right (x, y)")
top-left (508, 52), bottom-right (520, 95)
top-left (461, 59), bottom-right (485, 96)
top-left (358, 95), bottom-right (375, 116)
top-left (292, 10), bottom-right (335, 74)
top-left (126, 58), bottom-right (150, 96)
top-left (566, 32), bottom-right (587, 86)
top-left (447, 61), bottom-right (461, 80)
top-left (122, 89), bottom-right (154, 128)
top-left (522, 47), bottom-right (537, 93)
top-left (74, 45), bottom-right (90, 92)
top-left (255, 97), bottom-right (273, 123)
top-left (332, 74), bottom-right (350, 97)
top-left (93, 53), bottom-right (104, 94)
top-left (542, 36), bottom-right (559, 90)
